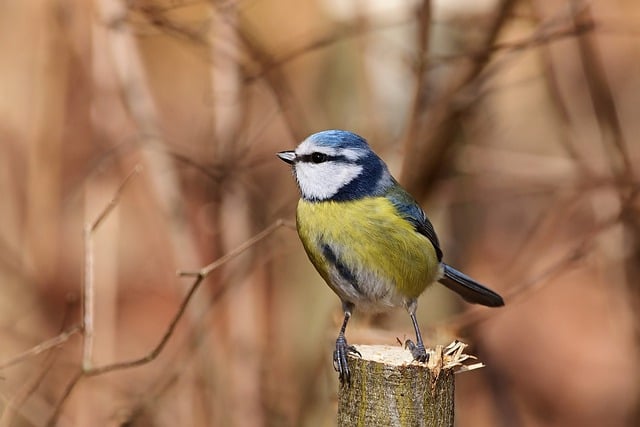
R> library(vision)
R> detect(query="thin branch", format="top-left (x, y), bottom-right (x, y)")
top-left (82, 165), bottom-right (141, 371)
top-left (425, 18), bottom-right (595, 67)
top-left (46, 218), bottom-right (295, 424)
top-left (133, 3), bottom-right (600, 85)
top-left (443, 241), bottom-right (588, 332)
top-left (46, 369), bottom-right (83, 427)
top-left (461, 1), bottom-right (593, 114)
top-left (0, 325), bottom-right (81, 370)
top-left (570, 1), bottom-right (632, 180)
top-left (87, 165), bottom-right (143, 234)
top-left (84, 274), bottom-right (206, 376)
top-left (242, 17), bottom-right (413, 84)
top-left (87, 219), bottom-right (292, 376)
top-left (179, 219), bottom-right (295, 278)
top-left (0, 300), bottom-right (78, 427)
top-left (531, 0), bottom-right (590, 172)
top-left (443, 215), bottom-right (620, 331)
top-left (400, 0), bottom-right (517, 200)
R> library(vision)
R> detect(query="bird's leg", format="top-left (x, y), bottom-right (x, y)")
top-left (333, 302), bottom-right (361, 384)
top-left (404, 301), bottom-right (429, 363)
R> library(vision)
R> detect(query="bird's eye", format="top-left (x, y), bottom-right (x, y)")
top-left (311, 152), bottom-right (328, 163)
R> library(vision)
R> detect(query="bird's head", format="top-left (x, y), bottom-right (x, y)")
top-left (277, 130), bottom-right (393, 202)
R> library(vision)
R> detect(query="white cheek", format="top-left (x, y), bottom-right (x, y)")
top-left (296, 163), bottom-right (362, 200)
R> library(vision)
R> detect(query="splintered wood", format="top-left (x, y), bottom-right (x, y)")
top-left (351, 340), bottom-right (484, 373)
top-left (337, 341), bottom-right (483, 427)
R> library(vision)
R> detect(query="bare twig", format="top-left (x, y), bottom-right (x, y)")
top-left (45, 218), bottom-right (295, 425)
top-left (0, 325), bottom-right (81, 370)
top-left (570, 1), bottom-right (632, 180)
top-left (84, 274), bottom-right (207, 377)
top-left (443, 214), bottom-right (621, 331)
top-left (82, 165), bottom-right (141, 370)
top-left (46, 369), bottom-right (83, 427)
top-left (87, 166), bottom-right (143, 235)
top-left (134, 2), bottom-right (599, 87)
top-left (0, 300), bottom-right (78, 427)
top-left (179, 219), bottom-right (295, 278)
top-left (83, 217), bottom-right (294, 376)
top-left (400, 0), bottom-right (517, 200)
top-left (531, 0), bottom-right (590, 172)
top-left (243, 17), bottom-right (413, 84)
top-left (462, 1), bottom-right (593, 115)
top-left (443, 241), bottom-right (588, 332)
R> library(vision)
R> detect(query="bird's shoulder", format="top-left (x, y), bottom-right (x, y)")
top-left (383, 183), bottom-right (443, 261)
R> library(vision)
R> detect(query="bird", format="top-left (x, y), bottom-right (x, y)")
top-left (277, 130), bottom-right (504, 383)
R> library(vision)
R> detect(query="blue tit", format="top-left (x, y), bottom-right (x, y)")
top-left (277, 130), bottom-right (504, 383)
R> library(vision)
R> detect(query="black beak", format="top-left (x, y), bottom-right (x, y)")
top-left (276, 151), bottom-right (296, 165)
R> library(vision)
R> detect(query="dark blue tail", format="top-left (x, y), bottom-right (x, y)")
top-left (439, 264), bottom-right (504, 307)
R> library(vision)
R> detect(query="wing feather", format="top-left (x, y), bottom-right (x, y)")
top-left (385, 184), bottom-right (443, 261)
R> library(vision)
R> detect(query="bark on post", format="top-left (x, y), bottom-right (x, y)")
top-left (337, 344), bottom-right (459, 427)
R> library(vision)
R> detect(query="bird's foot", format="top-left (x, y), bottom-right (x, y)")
top-left (405, 339), bottom-right (430, 363)
top-left (333, 335), bottom-right (361, 384)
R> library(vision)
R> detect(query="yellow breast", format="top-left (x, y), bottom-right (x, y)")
top-left (296, 197), bottom-right (440, 308)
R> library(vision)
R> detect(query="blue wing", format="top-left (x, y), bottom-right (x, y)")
top-left (385, 183), bottom-right (443, 262)
top-left (384, 181), bottom-right (505, 307)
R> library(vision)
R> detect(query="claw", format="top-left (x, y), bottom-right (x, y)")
top-left (405, 339), bottom-right (429, 363)
top-left (334, 335), bottom-right (360, 383)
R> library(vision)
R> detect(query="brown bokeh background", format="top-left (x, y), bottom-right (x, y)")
top-left (1, 0), bottom-right (639, 426)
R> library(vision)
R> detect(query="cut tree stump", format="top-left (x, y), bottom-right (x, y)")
top-left (337, 342), bottom-right (481, 427)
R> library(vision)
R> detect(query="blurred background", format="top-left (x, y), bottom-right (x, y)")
top-left (0, 0), bottom-right (639, 425)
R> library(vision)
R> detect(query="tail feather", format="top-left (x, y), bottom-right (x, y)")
top-left (439, 264), bottom-right (504, 307)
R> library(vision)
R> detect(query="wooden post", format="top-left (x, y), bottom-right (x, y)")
top-left (337, 343), bottom-right (473, 427)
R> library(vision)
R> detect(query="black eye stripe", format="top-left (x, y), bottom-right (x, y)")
top-left (297, 153), bottom-right (349, 163)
